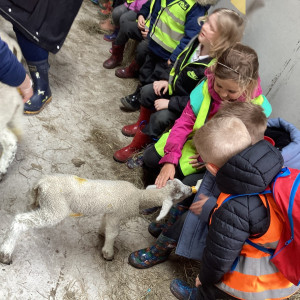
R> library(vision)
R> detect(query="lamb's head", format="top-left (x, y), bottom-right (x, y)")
top-left (156, 179), bottom-right (193, 221)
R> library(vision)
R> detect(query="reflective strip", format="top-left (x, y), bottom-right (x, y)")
top-left (257, 241), bottom-right (278, 249)
top-left (234, 255), bottom-right (278, 276)
top-left (152, 35), bottom-right (175, 53)
top-left (151, 21), bottom-right (183, 51)
top-left (168, 36), bottom-right (197, 93)
top-left (217, 278), bottom-right (298, 300)
top-left (163, 8), bottom-right (185, 25)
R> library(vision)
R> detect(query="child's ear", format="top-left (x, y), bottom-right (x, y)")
top-left (206, 163), bottom-right (219, 176)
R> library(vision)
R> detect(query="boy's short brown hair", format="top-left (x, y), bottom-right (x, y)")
top-left (213, 102), bottom-right (267, 144)
top-left (194, 117), bottom-right (251, 168)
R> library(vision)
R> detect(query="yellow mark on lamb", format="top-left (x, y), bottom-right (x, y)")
top-left (74, 176), bottom-right (87, 184)
top-left (69, 213), bottom-right (83, 217)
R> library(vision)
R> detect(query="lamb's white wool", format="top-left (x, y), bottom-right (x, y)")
top-left (0, 83), bottom-right (23, 180)
top-left (0, 175), bottom-right (194, 264)
top-left (0, 31), bottom-right (24, 180)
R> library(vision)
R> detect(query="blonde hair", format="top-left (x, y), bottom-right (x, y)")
top-left (210, 43), bottom-right (259, 101)
top-left (213, 102), bottom-right (267, 144)
top-left (193, 117), bottom-right (251, 168)
top-left (198, 8), bottom-right (245, 58)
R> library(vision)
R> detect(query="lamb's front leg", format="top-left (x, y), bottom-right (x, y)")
top-left (0, 127), bottom-right (18, 180)
top-left (0, 208), bottom-right (68, 264)
top-left (101, 215), bottom-right (120, 261)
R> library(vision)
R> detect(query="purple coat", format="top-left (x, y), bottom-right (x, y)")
top-left (124, 0), bottom-right (148, 12)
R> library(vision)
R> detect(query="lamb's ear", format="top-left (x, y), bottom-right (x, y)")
top-left (146, 184), bottom-right (157, 190)
top-left (156, 198), bottom-right (173, 221)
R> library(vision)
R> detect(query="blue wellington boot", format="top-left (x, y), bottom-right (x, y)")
top-left (24, 59), bottom-right (52, 114)
top-left (170, 279), bottom-right (198, 300)
top-left (103, 28), bottom-right (120, 42)
top-left (128, 234), bottom-right (176, 269)
top-left (148, 204), bottom-right (189, 238)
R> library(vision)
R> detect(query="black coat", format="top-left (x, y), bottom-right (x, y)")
top-left (168, 36), bottom-right (212, 115)
top-left (199, 140), bottom-right (284, 286)
top-left (0, 0), bottom-right (83, 53)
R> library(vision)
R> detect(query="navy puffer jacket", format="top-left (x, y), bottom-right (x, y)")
top-left (0, 0), bottom-right (83, 53)
top-left (199, 140), bottom-right (284, 286)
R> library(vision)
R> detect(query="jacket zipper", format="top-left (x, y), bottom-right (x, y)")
top-left (0, 8), bottom-right (39, 42)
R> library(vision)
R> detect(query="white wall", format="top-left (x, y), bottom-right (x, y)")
top-left (209, 0), bottom-right (300, 128)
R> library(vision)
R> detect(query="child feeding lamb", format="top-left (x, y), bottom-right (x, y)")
top-left (0, 174), bottom-right (200, 264)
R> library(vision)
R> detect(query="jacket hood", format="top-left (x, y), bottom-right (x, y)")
top-left (216, 140), bottom-right (284, 194)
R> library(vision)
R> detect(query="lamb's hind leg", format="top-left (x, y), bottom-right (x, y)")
top-left (101, 215), bottom-right (120, 261)
top-left (0, 208), bottom-right (68, 264)
top-left (0, 127), bottom-right (18, 181)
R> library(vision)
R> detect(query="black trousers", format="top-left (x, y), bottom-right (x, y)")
top-left (139, 51), bottom-right (169, 85)
top-left (115, 10), bottom-right (143, 45)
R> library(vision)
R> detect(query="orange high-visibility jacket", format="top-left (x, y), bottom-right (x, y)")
top-left (211, 192), bottom-right (299, 300)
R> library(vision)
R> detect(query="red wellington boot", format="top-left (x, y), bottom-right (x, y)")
top-left (113, 127), bottom-right (153, 163)
top-left (121, 106), bottom-right (152, 137)
top-left (103, 43), bottom-right (125, 69)
top-left (115, 59), bottom-right (140, 79)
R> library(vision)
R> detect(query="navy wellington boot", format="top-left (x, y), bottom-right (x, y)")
top-left (24, 59), bottom-right (52, 114)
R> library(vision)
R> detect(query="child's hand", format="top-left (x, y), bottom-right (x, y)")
top-left (155, 163), bottom-right (175, 188)
top-left (190, 194), bottom-right (209, 215)
top-left (18, 74), bottom-right (33, 103)
top-left (153, 80), bottom-right (168, 96)
top-left (189, 154), bottom-right (205, 170)
top-left (195, 275), bottom-right (202, 287)
top-left (154, 99), bottom-right (169, 111)
top-left (141, 28), bottom-right (149, 39)
top-left (137, 15), bottom-right (145, 30)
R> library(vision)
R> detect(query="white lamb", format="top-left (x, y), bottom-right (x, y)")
top-left (0, 80), bottom-right (23, 181)
top-left (0, 31), bottom-right (24, 180)
top-left (0, 174), bottom-right (200, 264)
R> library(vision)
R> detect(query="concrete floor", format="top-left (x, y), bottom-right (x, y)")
top-left (0, 1), bottom-right (185, 299)
top-left (0, 1), bottom-right (299, 300)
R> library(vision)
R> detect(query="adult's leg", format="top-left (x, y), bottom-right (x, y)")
top-left (14, 29), bottom-right (51, 114)
top-left (14, 29), bottom-right (48, 62)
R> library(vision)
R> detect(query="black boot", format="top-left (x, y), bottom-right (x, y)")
top-left (24, 59), bottom-right (52, 114)
top-left (120, 84), bottom-right (141, 111)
